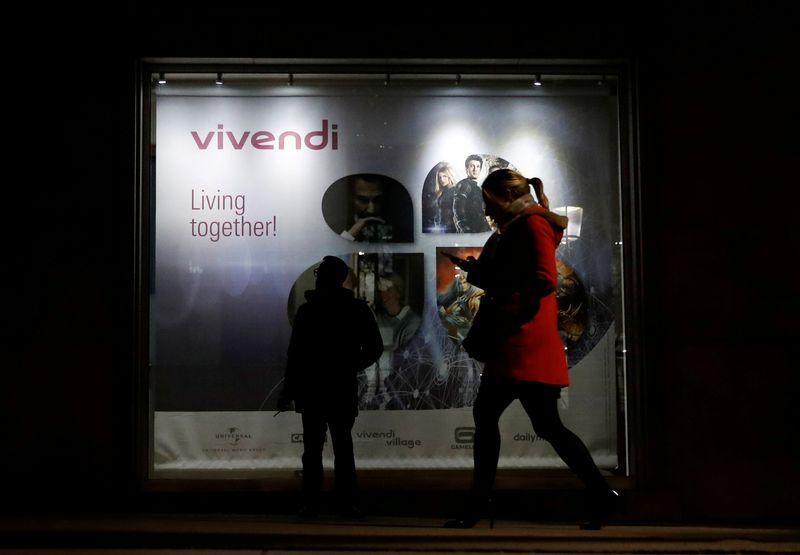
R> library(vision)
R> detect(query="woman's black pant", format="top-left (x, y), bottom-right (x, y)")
top-left (301, 411), bottom-right (357, 503)
top-left (472, 376), bottom-right (609, 499)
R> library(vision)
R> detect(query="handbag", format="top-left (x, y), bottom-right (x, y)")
top-left (462, 294), bottom-right (536, 362)
top-left (461, 297), bottom-right (502, 362)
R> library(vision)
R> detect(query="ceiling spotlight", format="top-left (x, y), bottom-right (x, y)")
top-left (157, 72), bottom-right (166, 85)
top-left (533, 74), bottom-right (542, 86)
top-left (215, 72), bottom-right (223, 85)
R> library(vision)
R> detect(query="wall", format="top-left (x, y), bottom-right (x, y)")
top-left (5, 9), bottom-right (798, 523)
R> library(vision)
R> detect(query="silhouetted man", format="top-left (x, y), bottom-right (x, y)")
top-left (278, 256), bottom-right (383, 517)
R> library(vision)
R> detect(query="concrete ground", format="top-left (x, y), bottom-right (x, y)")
top-left (1, 514), bottom-right (798, 554)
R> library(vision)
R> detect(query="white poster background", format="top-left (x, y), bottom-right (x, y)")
top-left (151, 83), bottom-right (621, 476)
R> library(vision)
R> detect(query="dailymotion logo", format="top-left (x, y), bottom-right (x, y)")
top-left (513, 432), bottom-right (544, 443)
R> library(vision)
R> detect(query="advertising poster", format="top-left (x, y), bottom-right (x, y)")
top-left (150, 81), bottom-right (622, 477)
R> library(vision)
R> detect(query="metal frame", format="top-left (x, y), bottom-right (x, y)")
top-left (134, 58), bottom-right (643, 494)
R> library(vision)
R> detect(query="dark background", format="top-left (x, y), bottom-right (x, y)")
top-left (6, 6), bottom-right (798, 523)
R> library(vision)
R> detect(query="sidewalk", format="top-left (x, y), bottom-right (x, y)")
top-left (2, 514), bottom-right (799, 554)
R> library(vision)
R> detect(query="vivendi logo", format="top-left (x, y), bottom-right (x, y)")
top-left (190, 120), bottom-right (338, 151)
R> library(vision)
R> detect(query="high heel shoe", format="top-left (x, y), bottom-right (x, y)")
top-left (443, 498), bottom-right (494, 529)
top-left (580, 489), bottom-right (621, 530)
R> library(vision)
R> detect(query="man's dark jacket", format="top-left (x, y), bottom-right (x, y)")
top-left (282, 287), bottom-right (383, 416)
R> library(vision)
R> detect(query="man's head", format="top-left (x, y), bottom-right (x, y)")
top-left (465, 155), bottom-right (483, 179)
top-left (315, 256), bottom-right (349, 289)
top-left (352, 175), bottom-right (385, 218)
top-left (378, 273), bottom-right (404, 308)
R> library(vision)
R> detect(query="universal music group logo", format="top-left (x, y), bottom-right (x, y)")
top-left (215, 427), bottom-right (252, 446)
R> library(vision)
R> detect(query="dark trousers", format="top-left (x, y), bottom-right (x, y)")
top-left (301, 411), bottom-right (358, 504)
top-left (472, 377), bottom-right (610, 499)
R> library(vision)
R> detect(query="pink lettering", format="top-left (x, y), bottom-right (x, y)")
top-left (305, 119), bottom-right (329, 150)
top-left (251, 131), bottom-right (274, 150)
top-left (189, 121), bottom-right (339, 152)
top-left (226, 131), bottom-right (251, 150)
top-left (278, 131), bottom-right (301, 150)
top-left (190, 131), bottom-right (214, 149)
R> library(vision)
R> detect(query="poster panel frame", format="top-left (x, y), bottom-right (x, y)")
top-left (134, 59), bottom-right (642, 493)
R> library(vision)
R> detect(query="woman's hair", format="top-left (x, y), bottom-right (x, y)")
top-left (481, 169), bottom-right (549, 210)
top-left (435, 162), bottom-right (457, 197)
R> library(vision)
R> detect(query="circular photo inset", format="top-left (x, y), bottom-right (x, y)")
top-left (422, 155), bottom-right (516, 234)
top-left (322, 173), bottom-right (413, 242)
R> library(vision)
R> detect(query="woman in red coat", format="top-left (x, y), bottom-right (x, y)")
top-left (445, 169), bottom-right (618, 530)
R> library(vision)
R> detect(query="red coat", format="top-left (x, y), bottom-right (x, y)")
top-left (467, 205), bottom-right (569, 386)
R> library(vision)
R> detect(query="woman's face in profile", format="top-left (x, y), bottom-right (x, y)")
top-left (482, 189), bottom-right (505, 221)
